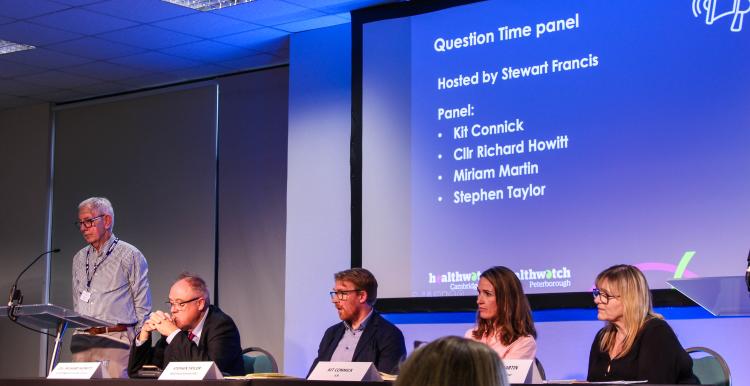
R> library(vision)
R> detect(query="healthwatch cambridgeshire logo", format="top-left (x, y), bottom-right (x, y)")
top-left (428, 270), bottom-right (482, 290)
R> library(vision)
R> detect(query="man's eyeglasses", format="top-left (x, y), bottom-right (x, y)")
top-left (73, 215), bottom-right (105, 229)
top-left (592, 288), bottom-right (619, 304)
top-left (166, 296), bottom-right (202, 309)
top-left (329, 290), bottom-right (362, 301)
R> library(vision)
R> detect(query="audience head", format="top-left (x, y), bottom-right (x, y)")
top-left (169, 273), bottom-right (210, 331)
top-left (593, 264), bottom-right (662, 358)
top-left (330, 268), bottom-right (378, 323)
top-left (472, 266), bottom-right (536, 345)
top-left (76, 197), bottom-right (115, 246)
top-left (395, 336), bottom-right (509, 386)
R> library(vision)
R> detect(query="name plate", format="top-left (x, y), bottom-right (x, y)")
top-left (504, 359), bottom-right (542, 384)
top-left (48, 362), bottom-right (108, 379)
top-left (158, 361), bottom-right (223, 380)
top-left (308, 361), bottom-right (383, 381)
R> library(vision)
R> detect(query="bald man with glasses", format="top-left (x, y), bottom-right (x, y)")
top-left (128, 273), bottom-right (245, 377)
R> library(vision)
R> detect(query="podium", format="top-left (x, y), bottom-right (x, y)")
top-left (1, 303), bottom-right (110, 375)
top-left (667, 276), bottom-right (750, 316)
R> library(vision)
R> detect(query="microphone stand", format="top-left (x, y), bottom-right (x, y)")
top-left (7, 249), bottom-right (60, 321)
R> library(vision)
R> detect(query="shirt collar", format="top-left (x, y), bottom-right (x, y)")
top-left (190, 305), bottom-right (210, 341)
top-left (343, 309), bottom-right (374, 333)
top-left (91, 233), bottom-right (117, 255)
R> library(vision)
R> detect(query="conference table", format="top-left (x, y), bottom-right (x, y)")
top-left (0, 379), bottom-right (692, 386)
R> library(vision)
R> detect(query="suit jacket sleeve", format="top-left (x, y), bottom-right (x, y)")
top-left (308, 324), bottom-right (342, 376)
top-left (128, 335), bottom-right (168, 377)
top-left (372, 319), bottom-right (406, 374)
top-left (164, 313), bottom-right (244, 375)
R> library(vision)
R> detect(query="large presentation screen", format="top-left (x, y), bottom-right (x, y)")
top-left (357, 0), bottom-right (750, 299)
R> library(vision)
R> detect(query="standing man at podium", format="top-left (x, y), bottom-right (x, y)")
top-left (71, 197), bottom-right (152, 378)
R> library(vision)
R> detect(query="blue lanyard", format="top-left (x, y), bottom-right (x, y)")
top-left (85, 237), bottom-right (119, 289)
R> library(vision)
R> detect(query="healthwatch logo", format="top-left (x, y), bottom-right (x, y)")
top-left (515, 267), bottom-right (572, 289)
top-left (428, 270), bottom-right (482, 291)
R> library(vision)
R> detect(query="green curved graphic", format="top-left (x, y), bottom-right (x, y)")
top-left (673, 251), bottom-right (696, 279)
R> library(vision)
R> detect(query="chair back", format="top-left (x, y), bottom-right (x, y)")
top-left (242, 346), bottom-right (279, 374)
top-left (534, 357), bottom-right (546, 381)
top-left (687, 346), bottom-right (730, 386)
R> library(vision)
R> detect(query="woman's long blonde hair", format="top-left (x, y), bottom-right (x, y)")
top-left (596, 264), bottom-right (662, 358)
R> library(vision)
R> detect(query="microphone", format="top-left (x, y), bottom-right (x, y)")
top-left (746, 249), bottom-right (750, 293)
top-left (7, 248), bottom-right (60, 307)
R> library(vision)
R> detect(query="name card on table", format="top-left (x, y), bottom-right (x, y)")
top-left (48, 362), bottom-right (109, 379)
top-left (308, 361), bottom-right (383, 381)
top-left (504, 359), bottom-right (543, 384)
top-left (159, 361), bottom-right (223, 380)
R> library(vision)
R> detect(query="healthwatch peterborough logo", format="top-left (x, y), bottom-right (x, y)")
top-left (515, 267), bottom-right (572, 289)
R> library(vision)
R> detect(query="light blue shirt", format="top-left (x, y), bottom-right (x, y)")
top-left (72, 234), bottom-right (152, 332)
top-left (330, 310), bottom-right (374, 362)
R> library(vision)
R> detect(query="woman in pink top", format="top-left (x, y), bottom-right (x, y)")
top-left (465, 266), bottom-right (537, 360)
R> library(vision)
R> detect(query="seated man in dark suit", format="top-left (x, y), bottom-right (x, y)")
top-left (128, 273), bottom-right (245, 377)
top-left (309, 268), bottom-right (406, 375)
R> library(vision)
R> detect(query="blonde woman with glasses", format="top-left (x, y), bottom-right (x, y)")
top-left (587, 264), bottom-right (698, 384)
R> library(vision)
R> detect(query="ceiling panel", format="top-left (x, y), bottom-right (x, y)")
top-left (29, 8), bottom-right (138, 35)
top-left (0, 0), bottom-right (397, 112)
top-left (83, 0), bottom-right (197, 23)
top-left (0, 0), bottom-right (70, 19)
top-left (0, 78), bottom-right (64, 97)
top-left (98, 25), bottom-right (202, 50)
top-left (46, 37), bottom-right (146, 60)
top-left (51, 0), bottom-right (107, 5)
top-left (215, 0), bottom-right (325, 26)
top-left (0, 21), bottom-right (82, 46)
top-left (60, 61), bottom-right (146, 82)
top-left (0, 59), bottom-right (49, 78)
top-left (2, 48), bottom-right (93, 69)
top-left (153, 12), bottom-right (261, 39)
top-left (107, 51), bottom-right (201, 71)
top-left (161, 40), bottom-right (258, 63)
top-left (18, 70), bottom-right (102, 89)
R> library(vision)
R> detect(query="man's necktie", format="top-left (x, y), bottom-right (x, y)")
top-left (187, 331), bottom-right (196, 342)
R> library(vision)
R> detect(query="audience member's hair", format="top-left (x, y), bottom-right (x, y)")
top-left (78, 197), bottom-right (115, 228)
top-left (177, 272), bottom-right (211, 304)
top-left (334, 268), bottom-right (378, 305)
top-left (595, 264), bottom-right (662, 358)
top-left (472, 266), bottom-right (536, 345)
top-left (395, 336), bottom-right (508, 386)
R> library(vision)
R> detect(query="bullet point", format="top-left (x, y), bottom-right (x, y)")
top-left (438, 154), bottom-right (442, 159)
top-left (437, 175), bottom-right (443, 180)
top-left (437, 196), bottom-right (443, 202)
top-left (437, 133), bottom-right (443, 138)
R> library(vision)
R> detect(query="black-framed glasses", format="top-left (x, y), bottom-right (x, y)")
top-left (592, 288), bottom-right (619, 304)
top-left (329, 290), bottom-right (362, 301)
top-left (73, 215), bottom-right (105, 229)
top-left (166, 296), bottom-right (202, 309)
